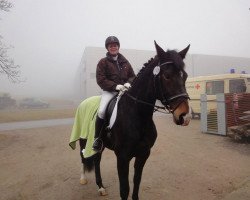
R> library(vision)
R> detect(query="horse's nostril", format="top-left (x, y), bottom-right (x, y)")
top-left (174, 115), bottom-right (183, 125)
top-left (179, 114), bottom-right (185, 125)
top-left (175, 113), bottom-right (187, 125)
top-left (181, 113), bottom-right (191, 126)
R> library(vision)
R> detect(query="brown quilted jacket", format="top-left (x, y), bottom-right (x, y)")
top-left (96, 53), bottom-right (135, 92)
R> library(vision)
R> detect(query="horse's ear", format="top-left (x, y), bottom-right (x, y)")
top-left (179, 44), bottom-right (190, 59)
top-left (154, 40), bottom-right (165, 58)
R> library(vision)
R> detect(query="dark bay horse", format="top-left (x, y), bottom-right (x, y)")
top-left (78, 41), bottom-right (191, 200)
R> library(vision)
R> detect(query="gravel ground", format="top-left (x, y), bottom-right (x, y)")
top-left (0, 115), bottom-right (249, 200)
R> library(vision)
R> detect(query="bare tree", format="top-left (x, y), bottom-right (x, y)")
top-left (0, 0), bottom-right (12, 11)
top-left (0, 0), bottom-right (22, 83)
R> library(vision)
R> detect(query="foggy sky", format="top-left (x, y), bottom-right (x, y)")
top-left (1, 0), bottom-right (250, 99)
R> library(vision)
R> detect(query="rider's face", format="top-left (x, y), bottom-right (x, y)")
top-left (107, 43), bottom-right (119, 56)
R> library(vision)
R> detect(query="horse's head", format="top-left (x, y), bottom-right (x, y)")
top-left (154, 41), bottom-right (191, 126)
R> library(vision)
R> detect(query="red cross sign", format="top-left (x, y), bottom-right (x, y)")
top-left (195, 84), bottom-right (200, 90)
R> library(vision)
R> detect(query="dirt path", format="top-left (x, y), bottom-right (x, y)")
top-left (0, 116), bottom-right (249, 200)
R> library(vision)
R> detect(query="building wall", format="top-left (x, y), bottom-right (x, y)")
top-left (78, 46), bottom-right (250, 100)
top-left (190, 54), bottom-right (250, 77)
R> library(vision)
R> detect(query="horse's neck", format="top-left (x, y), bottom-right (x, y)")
top-left (128, 70), bottom-right (156, 115)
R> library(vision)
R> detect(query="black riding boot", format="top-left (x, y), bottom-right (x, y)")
top-left (92, 116), bottom-right (105, 152)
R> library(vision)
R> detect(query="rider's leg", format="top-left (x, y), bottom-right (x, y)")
top-left (92, 91), bottom-right (116, 152)
top-left (92, 116), bottom-right (105, 152)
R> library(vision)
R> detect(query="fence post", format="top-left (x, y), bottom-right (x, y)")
top-left (200, 94), bottom-right (207, 133)
top-left (217, 93), bottom-right (227, 135)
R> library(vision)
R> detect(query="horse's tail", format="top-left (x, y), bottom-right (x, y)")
top-left (83, 155), bottom-right (96, 172)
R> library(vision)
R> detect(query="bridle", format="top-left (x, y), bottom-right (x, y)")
top-left (155, 61), bottom-right (189, 112)
top-left (125, 61), bottom-right (189, 113)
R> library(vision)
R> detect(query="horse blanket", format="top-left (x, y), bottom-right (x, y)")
top-left (69, 96), bottom-right (100, 158)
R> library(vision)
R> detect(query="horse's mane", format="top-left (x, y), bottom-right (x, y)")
top-left (130, 56), bottom-right (158, 88)
top-left (136, 57), bottom-right (157, 76)
top-left (143, 57), bottom-right (157, 68)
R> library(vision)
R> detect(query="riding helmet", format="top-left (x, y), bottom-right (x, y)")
top-left (105, 36), bottom-right (120, 49)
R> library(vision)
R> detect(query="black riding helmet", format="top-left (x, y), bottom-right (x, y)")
top-left (105, 36), bottom-right (120, 49)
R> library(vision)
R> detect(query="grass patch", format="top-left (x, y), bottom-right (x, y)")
top-left (0, 107), bottom-right (77, 123)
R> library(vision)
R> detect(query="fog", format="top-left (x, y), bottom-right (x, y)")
top-left (1, 0), bottom-right (250, 100)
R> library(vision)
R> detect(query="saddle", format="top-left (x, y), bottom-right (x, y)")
top-left (105, 95), bottom-right (117, 124)
top-left (100, 92), bottom-right (125, 150)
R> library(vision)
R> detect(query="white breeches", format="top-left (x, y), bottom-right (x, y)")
top-left (98, 91), bottom-right (117, 119)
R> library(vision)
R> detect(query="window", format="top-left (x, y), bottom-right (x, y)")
top-left (229, 79), bottom-right (246, 93)
top-left (206, 81), bottom-right (224, 95)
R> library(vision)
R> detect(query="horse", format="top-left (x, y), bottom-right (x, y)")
top-left (76, 41), bottom-right (191, 200)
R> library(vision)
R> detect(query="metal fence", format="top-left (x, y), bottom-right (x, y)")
top-left (201, 93), bottom-right (250, 135)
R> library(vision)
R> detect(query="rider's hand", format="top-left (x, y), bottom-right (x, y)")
top-left (116, 84), bottom-right (126, 91)
top-left (124, 83), bottom-right (131, 89)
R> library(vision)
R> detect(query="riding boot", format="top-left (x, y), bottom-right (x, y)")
top-left (92, 116), bottom-right (105, 152)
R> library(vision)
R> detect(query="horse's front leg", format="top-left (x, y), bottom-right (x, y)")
top-left (94, 152), bottom-right (108, 196)
top-left (79, 139), bottom-right (88, 185)
top-left (132, 151), bottom-right (150, 200)
top-left (117, 156), bottom-right (130, 200)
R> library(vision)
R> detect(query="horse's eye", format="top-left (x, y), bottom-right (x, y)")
top-left (163, 73), bottom-right (170, 80)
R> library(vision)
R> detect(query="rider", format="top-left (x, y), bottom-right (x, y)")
top-left (92, 36), bottom-right (135, 152)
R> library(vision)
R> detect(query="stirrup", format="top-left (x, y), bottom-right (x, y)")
top-left (92, 138), bottom-right (104, 152)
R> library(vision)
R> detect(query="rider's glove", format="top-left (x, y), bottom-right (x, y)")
top-left (116, 84), bottom-right (126, 91)
top-left (124, 83), bottom-right (131, 89)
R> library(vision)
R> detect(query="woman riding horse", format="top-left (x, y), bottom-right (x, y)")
top-left (71, 41), bottom-right (191, 200)
top-left (92, 36), bottom-right (135, 152)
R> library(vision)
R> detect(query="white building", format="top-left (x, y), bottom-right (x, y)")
top-left (76, 46), bottom-right (250, 100)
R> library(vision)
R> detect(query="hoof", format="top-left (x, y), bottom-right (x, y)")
top-left (98, 187), bottom-right (108, 196)
top-left (80, 178), bottom-right (88, 185)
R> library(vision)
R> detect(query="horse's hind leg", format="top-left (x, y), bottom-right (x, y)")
top-left (79, 139), bottom-right (88, 185)
top-left (80, 165), bottom-right (88, 185)
top-left (94, 152), bottom-right (108, 196)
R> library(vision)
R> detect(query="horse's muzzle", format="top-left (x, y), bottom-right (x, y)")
top-left (172, 101), bottom-right (191, 126)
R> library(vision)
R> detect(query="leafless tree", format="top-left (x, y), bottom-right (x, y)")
top-left (0, 0), bottom-right (12, 11)
top-left (0, 0), bottom-right (22, 83)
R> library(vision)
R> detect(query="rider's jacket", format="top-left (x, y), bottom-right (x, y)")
top-left (96, 52), bottom-right (135, 92)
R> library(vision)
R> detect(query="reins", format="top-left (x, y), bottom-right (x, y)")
top-left (125, 92), bottom-right (171, 114)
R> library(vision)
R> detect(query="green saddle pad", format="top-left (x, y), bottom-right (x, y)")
top-left (69, 96), bottom-right (101, 158)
